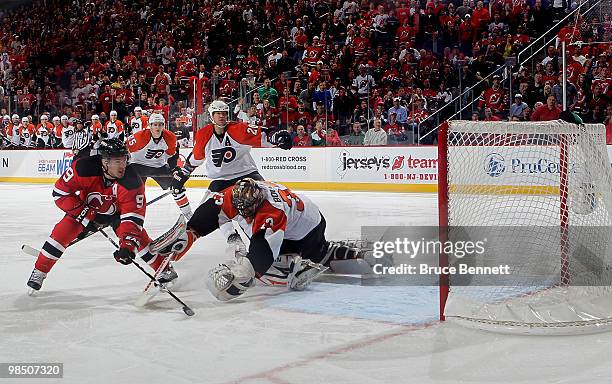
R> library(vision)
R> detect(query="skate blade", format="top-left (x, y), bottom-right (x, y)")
top-left (27, 288), bottom-right (39, 296)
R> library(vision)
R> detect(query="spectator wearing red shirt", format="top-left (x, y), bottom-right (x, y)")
top-left (152, 65), bottom-right (171, 99)
top-left (293, 124), bottom-right (312, 147)
top-left (483, 107), bottom-right (501, 121)
top-left (278, 88), bottom-right (299, 129)
top-left (531, 95), bottom-right (561, 121)
top-left (471, 1), bottom-right (491, 34)
top-left (479, 75), bottom-right (506, 114)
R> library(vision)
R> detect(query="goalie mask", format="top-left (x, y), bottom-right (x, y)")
top-left (232, 178), bottom-right (265, 218)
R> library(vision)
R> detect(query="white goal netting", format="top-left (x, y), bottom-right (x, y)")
top-left (440, 120), bottom-right (612, 335)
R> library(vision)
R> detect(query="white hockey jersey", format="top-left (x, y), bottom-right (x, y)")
top-left (214, 181), bottom-right (322, 260)
top-left (61, 124), bottom-right (75, 149)
top-left (187, 121), bottom-right (273, 180)
top-left (129, 116), bottom-right (148, 134)
top-left (127, 129), bottom-right (177, 168)
top-left (8, 124), bottom-right (20, 146)
top-left (104, 119), bottom-right (124, 139)
top-left (19, 124), bottom-right (35, 147)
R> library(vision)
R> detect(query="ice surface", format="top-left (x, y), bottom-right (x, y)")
top-left (1, 184), bottom-right (612, 384)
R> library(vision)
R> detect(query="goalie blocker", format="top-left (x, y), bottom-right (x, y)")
top-left (152, 179), bottom-right (370, 301)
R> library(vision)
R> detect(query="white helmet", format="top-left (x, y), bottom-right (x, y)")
top-left (149, 113), bottom-right (165, 125)
top-left (11, 114), bottom-right (19, 121)
top-left (52, 116), bottom-right (60, 122)
top-left (2, 115), bottom-right (9, 121)
top-left (110, 110), bottom-right (117, 116)
top-left (21, 117), bottom-right (29, 124)
top-left (40, 115), bottom-right (49, 121)
top-left (134, 106), bottom-right (142, 112)
top-left (208, 100), bottom-right (229, 120)
top-left (61, 115), bottom-right (69, 121)
top-left (91, 114), bottom-right (99, 120)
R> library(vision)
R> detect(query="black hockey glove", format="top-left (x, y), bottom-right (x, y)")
top-left (271, 130), bottom-right (293, 150)
top-left (114, 247), bottom-right (135, 265)
top-left (171, 166), bottom-right (192, 193)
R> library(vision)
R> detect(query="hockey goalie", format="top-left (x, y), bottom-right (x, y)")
top-left (151, 178), bottom-right (376, 301)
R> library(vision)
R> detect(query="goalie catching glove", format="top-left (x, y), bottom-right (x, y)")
top-left (206, 257), bottom-right (255, 301)
top-left (206, 255), bottom-right (328, 301)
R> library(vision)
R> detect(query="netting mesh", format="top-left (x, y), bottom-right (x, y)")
top-left (442, 120), bottom-right (612, 334)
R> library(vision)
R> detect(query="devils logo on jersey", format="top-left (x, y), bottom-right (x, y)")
top-left (211, 147), bottom-right (237, 167)
top-left (86, 192), bottom-right (117, 215)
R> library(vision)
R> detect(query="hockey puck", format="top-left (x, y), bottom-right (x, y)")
top-left (182, 306), bottom-right (195, 316)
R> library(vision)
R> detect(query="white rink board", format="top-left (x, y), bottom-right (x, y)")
top-left (1, 146), bottom-right (612, 191)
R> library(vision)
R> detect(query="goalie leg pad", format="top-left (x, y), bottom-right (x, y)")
top-left (206, 257), bottom-right (255, 301)
top-left (150, 215), bottom-right (188, 254)
top-left (256, 254), bottom-right (297, 286)
top-left (287, 256), bottom-right (328, 291)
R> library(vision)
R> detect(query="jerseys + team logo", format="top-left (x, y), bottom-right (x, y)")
top-left (86, 192), bottom-right (116, 215)
top-left (211, 147), bottom-right (237, 167)
top-left (145, 148), bottom-right (165, 159)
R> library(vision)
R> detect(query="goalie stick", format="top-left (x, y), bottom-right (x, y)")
top-left (21, 191), bottom-right (171, 253)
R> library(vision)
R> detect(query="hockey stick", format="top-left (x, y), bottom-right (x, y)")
top-left (98, 228), bottom-right (195, 317)
top-left (21, 190), bottom-right (171, 253)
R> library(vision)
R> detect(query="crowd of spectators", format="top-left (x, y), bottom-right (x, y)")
top-left (0, 0), bottom-right (609, 150)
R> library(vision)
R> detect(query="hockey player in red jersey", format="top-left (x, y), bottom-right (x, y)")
top-left (127, 113), bottom-right (192, 218)
top-left (27, 138), bottom-right (167, 294)
top-left (170, 99), bottom-right (293, 256)
top-left (152, 179), bottom-right (375, 300)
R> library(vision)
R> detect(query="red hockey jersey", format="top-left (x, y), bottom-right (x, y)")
top-left (52, 156), bottom-right (148, 249)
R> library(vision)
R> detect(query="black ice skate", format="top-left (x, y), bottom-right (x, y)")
top-left (27, 268), bottom-right (47, 295)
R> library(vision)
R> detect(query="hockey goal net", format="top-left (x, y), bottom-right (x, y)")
top-left (438, 120), bottom-right (612, 334)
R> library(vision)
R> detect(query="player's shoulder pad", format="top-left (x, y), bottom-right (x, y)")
top-left (162, 129), bottom-right (177, 141)
top-left (74, 155), bottom-right (103, 177)
top-left (195, 124), bottom-right (215, 141)
top-left (118, 164), bottom-right (144, 190)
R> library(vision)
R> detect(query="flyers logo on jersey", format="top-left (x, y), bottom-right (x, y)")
top-left (211, 147), bottom-right (236, 167)
top-left (261, 217), bottom-right (274, 230)
top-left (145, 149), bottom-right (165, 159)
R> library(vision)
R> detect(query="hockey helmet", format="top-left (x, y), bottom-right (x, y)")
top-left (231, 178), bottom-right (265, 218)
top-left (149, 113), bottom-right (165, 125)
top-left (99, 138), bottom-right (129, 158)
top-left (208, 99), bottom-right (229, 120)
